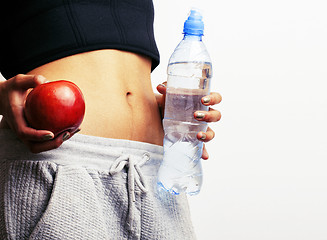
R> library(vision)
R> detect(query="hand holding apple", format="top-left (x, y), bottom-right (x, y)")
top-left (24, 80), bottom-right (85, 137)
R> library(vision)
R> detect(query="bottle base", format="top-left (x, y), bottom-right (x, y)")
top-left (157, 182), bottom-right (180, 195)
top-left (157, 182), bottom-right (200, 196)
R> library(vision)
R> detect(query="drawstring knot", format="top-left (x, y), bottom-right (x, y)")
top-left (109, 153), bottom-right (150, 232)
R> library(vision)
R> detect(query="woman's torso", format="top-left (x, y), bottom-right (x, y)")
top-left (2, 50), bottom-right (164, 146)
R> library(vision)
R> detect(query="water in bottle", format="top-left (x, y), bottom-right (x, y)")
top-left (157, 9), bottom-right (212, 195)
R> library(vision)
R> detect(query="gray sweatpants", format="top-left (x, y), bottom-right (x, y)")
top-left (0, 130), bottom-right (196, 240)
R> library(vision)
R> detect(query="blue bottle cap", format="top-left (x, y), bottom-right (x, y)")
top-left (183, 9), bottom-right (204, 36)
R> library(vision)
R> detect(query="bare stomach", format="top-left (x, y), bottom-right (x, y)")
top-left (25, 50), bottom-right (164, 146)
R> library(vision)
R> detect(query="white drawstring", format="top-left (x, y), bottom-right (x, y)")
top-left (109, 153), bottom-right (150, 231)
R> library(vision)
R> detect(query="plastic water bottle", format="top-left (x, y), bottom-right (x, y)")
top-left (157, 9), bottom-right (212, 195)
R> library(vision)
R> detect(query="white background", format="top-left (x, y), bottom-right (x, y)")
top-left (1, 0), bottom-right (327, 239)
top-left (152, 0), bottom-right (327, 239)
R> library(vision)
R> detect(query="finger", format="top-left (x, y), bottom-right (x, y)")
top-left (11, 74), bottom-right (47, 90)
top-left (17, 126), bottom-right (54, 142)
top-left (64, 128), bottom-right (81, 140)
top-left (71, 128), bottom-right (81, 135)
top-left (59, 128), bottom-right (81, 142)
top-left (194, 108), bottom-right (221, 122)
top-left (26, 131), bottom-right (69, 154)
top-left (201, 92), bottom-right (222, 106)
top-left (202, 144), bottom-right (209, 160)
top-left (197, 127), bottom-right (215, 143)
top-left (156, 82), bottom-right (167, 95)
top-left (9, 103), bottom-right (54, 142)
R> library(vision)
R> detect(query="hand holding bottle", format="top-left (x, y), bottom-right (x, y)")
top-left (156, 83), bottom-right (221, 160)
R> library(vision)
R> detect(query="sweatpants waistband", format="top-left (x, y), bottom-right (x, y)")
top-left (0, 130), bottom-right (164, 176)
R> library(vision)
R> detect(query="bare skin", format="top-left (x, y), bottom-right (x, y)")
top-left (0, 49), bottom-right (222, 155)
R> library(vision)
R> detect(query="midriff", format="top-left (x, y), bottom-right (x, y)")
top-left (25, 49), bottom-right (164, 146)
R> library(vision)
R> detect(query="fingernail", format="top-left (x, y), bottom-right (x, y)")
top-left (200, 133), bottom-right (207, 140)
top-left (158, 83), bottom-right (166, 88)
top-left (62, 132), bottom-right (70, 141)
top-left (42, 133), bottom-right (54, 141)
top-left (202, 97), bottom-right (211, 104)
top-left (195, 112), bottom-right (205, 119)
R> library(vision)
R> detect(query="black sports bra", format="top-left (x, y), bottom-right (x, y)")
top-left (0, 0), bottom-right (160, 79)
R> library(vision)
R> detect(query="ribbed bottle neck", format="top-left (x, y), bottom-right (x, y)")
top-left (183, 34), bottom-right (203, 41)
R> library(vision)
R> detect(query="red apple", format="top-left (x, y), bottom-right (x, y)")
top-left (24, 80), bottom-right (85, 137)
